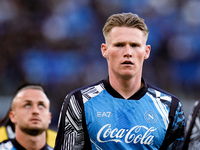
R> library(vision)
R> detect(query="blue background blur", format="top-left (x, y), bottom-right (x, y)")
top-left (0, 0), bottom-right (200, 130)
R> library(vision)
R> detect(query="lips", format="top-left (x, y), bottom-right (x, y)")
top-left (122, 60), bottom-right (133, 65)
top-left (30, 117), bottom-right (41, 122)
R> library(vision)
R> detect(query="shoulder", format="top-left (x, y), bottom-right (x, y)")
top-left (186, 100), bottom-right (200, 127)
top-left (192, 100), bottom-right (200, 110)
top-left (0, 139), bottom-right (14, 149)
top-left (147, 83), bottom-right (181, 109)
top-left (0, 126), bottom-right (8, 143)
top-left (147, 83), bottom-right (179, 100)
top-left (146, 83), bottom-right (182, 116)
top-left (65, 79), bottom-right (105, 102)
top-left (59, 80), bottom-right (105, 116)
top-left (46, 144), bottom-right (54, 150)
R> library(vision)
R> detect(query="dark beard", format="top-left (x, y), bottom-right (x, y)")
top-left (20, 127), bottom-right (45, 136)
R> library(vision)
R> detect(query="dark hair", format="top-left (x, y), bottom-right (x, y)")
top-left (0, 108), bottom-right (14, 130)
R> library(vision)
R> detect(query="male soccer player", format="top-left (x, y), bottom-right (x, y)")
top-left (0, 84), bottom-right (54, 149)
top-left (54, 12), bottom-right (185, 150)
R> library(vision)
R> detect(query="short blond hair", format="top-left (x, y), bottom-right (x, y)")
top-left (103, 13), bottom-right (149, 38)
top-left (11, 84), bottom-right (49, 110)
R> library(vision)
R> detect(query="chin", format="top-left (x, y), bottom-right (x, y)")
top-left (21, 126), bottom-right (46, 136)
top-left (120, 74), bottom-right (133, 79)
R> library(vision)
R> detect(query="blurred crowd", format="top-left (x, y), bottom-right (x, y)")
top-left (1, 0), bottom-right (200, 125)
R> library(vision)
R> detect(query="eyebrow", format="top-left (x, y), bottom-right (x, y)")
top-left (23, 100), bottom-right (46, 105)
top-left (113, 41), bottom-right (141, 46)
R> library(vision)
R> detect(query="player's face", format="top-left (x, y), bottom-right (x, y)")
top-left (10, 89), bottom-right (51, 135)
top-left (101, 27), bottom-right (150, 79)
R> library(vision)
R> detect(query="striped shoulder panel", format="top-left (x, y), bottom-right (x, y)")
top-left (147, 85), bottom-right (176, 110)
top-left (56, 81), bottom-right (105, 149)
top-left (81, 82), bottom-right (105, 103)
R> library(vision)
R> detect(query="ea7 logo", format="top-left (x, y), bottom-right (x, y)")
top-left (97, 112), bottom-right (111, 117)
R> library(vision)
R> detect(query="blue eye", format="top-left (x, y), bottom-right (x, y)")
top-left (25, 104), bottom-right (31, 108)
top-left (38, 104), bottom-right (45, 108)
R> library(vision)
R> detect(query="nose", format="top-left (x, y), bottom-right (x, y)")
top-left (32, 105), bottom-right (39, 114)
top-left (123, 45), bottom-right (132, 58)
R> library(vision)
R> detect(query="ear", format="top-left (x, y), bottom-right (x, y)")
top-left (49, 112), bottom-right (52, 124)
top-left (144, 45), bottom-right (151, 59)
top-left (101, 43), bottom-right (108, 59)
top-left (9, 110), bottom-right (16, 124)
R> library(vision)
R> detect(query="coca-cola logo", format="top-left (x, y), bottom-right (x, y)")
top-left (97, 124), bottom-right (156, 145)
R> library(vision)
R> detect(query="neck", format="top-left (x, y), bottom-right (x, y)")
top-left (15, 128), bottom-right (46, 150)
top-left (109, 74), bottom-right (143, 99)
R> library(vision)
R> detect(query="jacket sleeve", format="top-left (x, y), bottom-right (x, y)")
top-left (169, 101), bottom-right (185, 149)
top-left (184, 101), bottom-right (200, 150)
top-left (161, 100), bottom-right (186, 150)
top-left (54, 91), bottom-right (87, 150)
